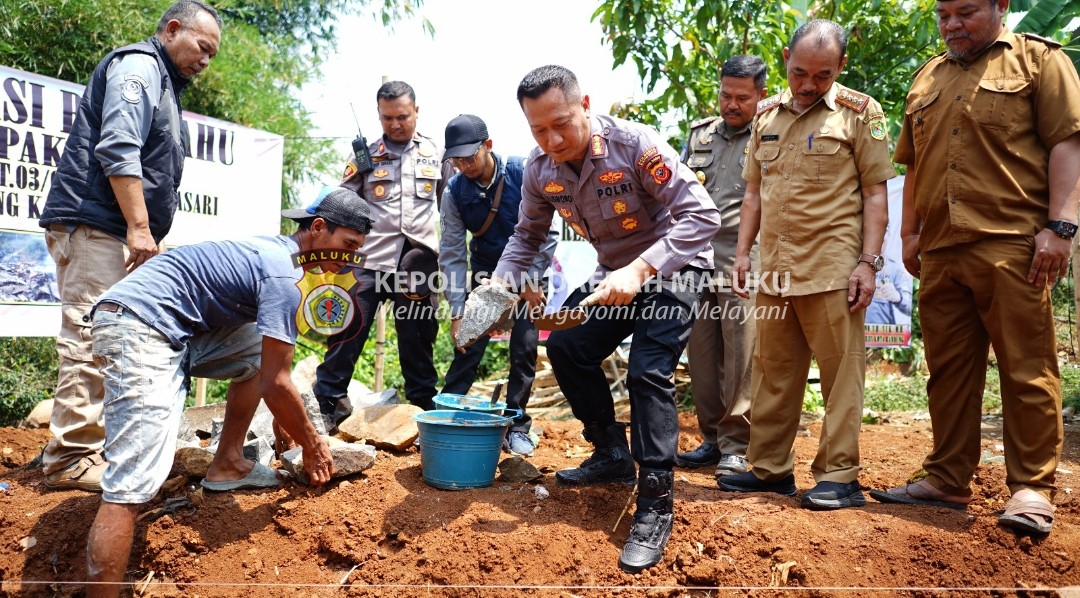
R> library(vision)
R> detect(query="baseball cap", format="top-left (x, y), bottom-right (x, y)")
top-left (281, 186), bottom-right (373, 234)
top-left (443, 114), bottom-right (489, 160)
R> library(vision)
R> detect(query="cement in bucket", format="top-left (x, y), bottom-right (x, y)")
top-left (413, 410), bottom-right (512, 489)
top-left (432, 392), bottom-right (508, 415)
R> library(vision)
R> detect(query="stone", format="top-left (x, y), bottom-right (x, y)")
top-left (172, 447), bottom-right (214, 478)
top-left (456, 284), bottom-right (518, 347)
top-left (300, 392), bottom-right (333, 436)
top-left (23, 399), bottom-right (52, 428)
top-left (290, 354), bottom-right (322, 395)
top-left (352, 389), bottom-right (399, 409)
top-left (244, 437), bottom-right (274, 466)
top-left (534, 485), bottom-right (550, 500)
top-left (208, 418), bottom-right (225, 450)
top-left (178, 403), bottom-right (228, 443)
top-left (498, 456), bottom-right (542, 483)
top-left (281, 442), bottom-right (376, 484)
top-left (247, 411), bottom-right (276, 444)
top-left (337, 404), bottom-right (423, 450)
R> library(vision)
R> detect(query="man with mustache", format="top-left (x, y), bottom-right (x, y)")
top-left (312, 81), bottom-right (454, 422)
top-left (677, 55), bottom-right (767, 479)
top-left (720, 19), bottom-right (894, 510)
top-left (871, 0), bottom-right (1080, 538)
top-left (36, 0), bottom-right (222, 492)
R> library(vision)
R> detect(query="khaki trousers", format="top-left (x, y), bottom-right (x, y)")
top-left (747, 289), bottom-right (865, 484)
top-left (42, 225), bottom-right (130, 474)
top-left (687, 289), bottom-right (755, 454)
top-left (920, 237), bottom-right (1061, 499)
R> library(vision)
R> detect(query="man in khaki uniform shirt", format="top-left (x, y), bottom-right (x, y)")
top-left (871, 0), bottom-right (1080, 537)
top-left (718, 19), bottom-right (894, 510)
top-left (313, 81), bottom-right (454, 418)
top-left (677, 55), bottom-right (767, 477)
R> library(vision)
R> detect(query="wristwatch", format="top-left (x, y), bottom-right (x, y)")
top-left (859, 253), bottom-right (885, 272)
top-left (1046, 220), bottom-right (1078, 240)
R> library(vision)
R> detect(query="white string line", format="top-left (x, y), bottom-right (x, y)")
top-left (5, 581), bottom-right (1067, 592)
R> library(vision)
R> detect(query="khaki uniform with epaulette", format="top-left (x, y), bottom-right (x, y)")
top-left (740, 83), bottom-right (896, 484)
top-left (894, 30), bottom-right (1080, 502)
top-left (680, 116), bottom-right (757, 460)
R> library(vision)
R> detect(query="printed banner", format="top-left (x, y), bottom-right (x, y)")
top-left (0, 64), bottom-right (284, 336)
top-left (864, 175), bottom-right (914, 348)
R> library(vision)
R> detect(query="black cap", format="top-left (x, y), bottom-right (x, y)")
top-left (281, 187), bottom-right (373, 234)
top-left (443, 114), bottom-right (488, 160)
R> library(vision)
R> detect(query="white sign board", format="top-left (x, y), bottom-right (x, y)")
top-left (0, 64), bottom-right (284, 336)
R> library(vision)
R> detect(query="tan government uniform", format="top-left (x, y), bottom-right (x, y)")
top-left (742, 83), bottom-right (896, 483)
top-left (682, 117), bottom-right (756, 454)
top-left (895, 30), bottom-right (1080, 499)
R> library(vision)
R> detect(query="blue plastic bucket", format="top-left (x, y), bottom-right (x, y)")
top-left (413, 410), bottom-right (512, 489)
top-left (432, 392), bottom-right (519, 418)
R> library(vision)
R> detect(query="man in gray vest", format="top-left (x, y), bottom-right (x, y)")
top-left (36, 0), bottom-right (222, 492)
top-left (676, 55), bottom-right (766, 478)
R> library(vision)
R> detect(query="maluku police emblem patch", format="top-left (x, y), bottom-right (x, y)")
top-left (295, 269), bottom-right (360, 345)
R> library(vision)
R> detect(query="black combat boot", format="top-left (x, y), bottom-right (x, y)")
top-left (555, 423), bottom-right (636, 485)
top-left (619, 467), bottom-right (674, 573)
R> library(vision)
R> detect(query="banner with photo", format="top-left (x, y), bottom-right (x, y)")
top-left (864, 175), bottom-right (914, 348)
top-left (0, 64), bottom-right (284, 337)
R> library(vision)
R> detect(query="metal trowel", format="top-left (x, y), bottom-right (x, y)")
top-left (531, 291), bottom-right (603, 331)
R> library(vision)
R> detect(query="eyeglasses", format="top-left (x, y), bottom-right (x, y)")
top-left (450, 146), bottom-right (484, 167)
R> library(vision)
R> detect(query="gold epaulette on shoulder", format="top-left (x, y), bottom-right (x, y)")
top-left (1020, 32), bottom-right (1063, 48)
top-left (756, 94), bottom-right (782, 115)
top-left (835, 88), bottom-right (870, 113)
top-left (689, 116), bottom-right (718, 129)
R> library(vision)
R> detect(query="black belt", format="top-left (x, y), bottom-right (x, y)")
top-left (96, 302), bottom-right (121, 313)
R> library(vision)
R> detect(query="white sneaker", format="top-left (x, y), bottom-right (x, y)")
top-left (503, 431), bottom-right (535, 456)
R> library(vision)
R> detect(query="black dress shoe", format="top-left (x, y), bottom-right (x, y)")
top-left (801, 481), bottom-right (866, 510)
top-left (675, 443), bottom-right (721, 468)
top-left (717, 470), bottom-right (797, 496)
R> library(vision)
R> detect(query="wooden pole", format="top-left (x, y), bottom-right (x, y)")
top-left (375, 302), bottom-right (386, 392)
top-left (372, 73), bottom-right (390, 393)
top-left (195, 377), bottom-right (207, 407)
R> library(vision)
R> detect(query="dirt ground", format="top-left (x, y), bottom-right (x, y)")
top-left (2, 413), bottom-right (1080, 597)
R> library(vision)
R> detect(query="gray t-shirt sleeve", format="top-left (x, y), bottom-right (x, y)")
top-left (256, 275), bottom-right (301, 345)
top-left (96, 53), bottom-right (161, 177)
top-left (438, 185), bottom-right (469, 318)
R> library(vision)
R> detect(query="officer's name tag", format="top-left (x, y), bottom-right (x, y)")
top-left (761, 134), bottom-right (779, 142)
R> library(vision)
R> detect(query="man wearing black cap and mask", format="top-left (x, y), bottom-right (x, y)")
top-left (439, 114), bottom-right (558, 456)
top-left (313, 81), bottom-right (455, 420)
top-left (84, 187), bottom-right (374, 597)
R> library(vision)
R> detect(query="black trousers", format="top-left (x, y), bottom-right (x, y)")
top-left (545, 270), bottom-right (701, 469)
top-left (442, 300), bottom-right (539, 432)
top-left (314, 258), bottom-right (439, 411)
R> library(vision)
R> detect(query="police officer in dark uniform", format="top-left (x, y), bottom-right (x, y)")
top-left (493, 65), bottom-right (720, 573)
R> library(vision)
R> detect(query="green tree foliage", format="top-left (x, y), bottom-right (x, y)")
top-left (593, 0), bottom-right (936, 145)
top-left (0, 0), bottom-right (428, 218)
top-left (594, 0), bottom-right (1080, 146)
top-left (1013, 0), bottom-right (1080, 70)
top-left (0, 337), bottom-right (57, 426)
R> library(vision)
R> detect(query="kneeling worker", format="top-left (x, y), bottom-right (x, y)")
top-left (84, 188), bottom-right (373, 598)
